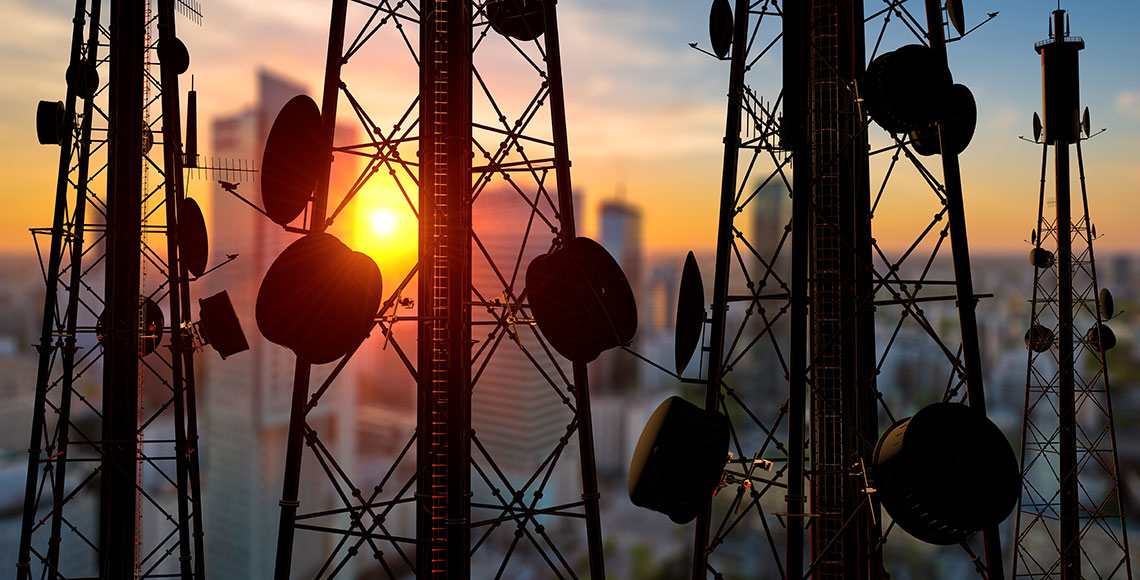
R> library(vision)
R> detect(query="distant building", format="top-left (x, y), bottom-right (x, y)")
top-left (750, 179), bottom-right (789, 285)
top-left (594, 195), bottom-right (644, 395)
top-left (469, 185), bottom-right (571, 475)
top-left (202, 69), bottom-right (358, 579)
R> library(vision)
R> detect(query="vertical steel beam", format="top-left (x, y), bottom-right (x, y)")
top-left (417, 0), bottom-right (472, 576)
top-left (101, 0), bottom-right (146, 576)
top-left (274, 359), bottom-right (313, 580)
top-left (693, 0), bottom-right (751, 576)
top-left (921, 2), bottom-right (1004, 576)
top-left (783, 0), bottom-right (809, 577)
top-left (542, 2), bottom-right (606, 577)
top-left (804, 2), bottom-right (873, 577)
top-left (156, 0), bottom-right (195, 577)
top-left (1054, 134), bottom-right (1078, 580)
top-left (272, 2), bottom-right (348, 578)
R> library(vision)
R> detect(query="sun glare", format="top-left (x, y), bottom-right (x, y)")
top-left (354, 188), bottom-right (418, 277)
top-left (370, 208), bottom-right (398, 237)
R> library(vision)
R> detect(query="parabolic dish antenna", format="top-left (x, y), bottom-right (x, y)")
top-left (526, 237), bottom-right (637, 364)
top-left (261, 95), bottom-right (326, 227)
top-left (628, 396), bottom-right (729, 524)
top-left (486, 0), bottom-right (546, 41)
top-left (872, 402), bottom-right (1020, 545)
top-left (709, 0), bottom-right (733, 59)
top-left (179, 197), bottom-right (209, 277)
top-left (256, 232), bottom-right (382, 364)
top-left (674, 251), bottom-right (705, 375)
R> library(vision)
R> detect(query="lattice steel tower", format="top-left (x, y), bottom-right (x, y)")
top-left (16, 0), bottom-right (234, 579)
top-left (264, 1), bottom-right (607, 578)
top-left (1012, 9), bottom-right (1133, 580)
top-left (627, 1), bottom-right (1019, 578)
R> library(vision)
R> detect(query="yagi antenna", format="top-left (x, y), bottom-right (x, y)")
top-left (177, 0), bottom-right (203, 26)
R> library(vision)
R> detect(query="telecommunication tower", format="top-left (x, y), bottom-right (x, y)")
top-left (1012, 9), bottom-right (1133, 580)
top-left (627, 1), bottom-right (1019, 578)
top-left (259, 1), bottom-right (614, 578)
top-left (17, 0), bottom-right (246, 578)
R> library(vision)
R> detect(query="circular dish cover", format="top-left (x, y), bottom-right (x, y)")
top-left (261, 95), bottom-right (326, 226)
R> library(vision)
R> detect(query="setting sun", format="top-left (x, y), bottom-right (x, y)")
top-left (369, 208), bottom-right (398, 237)
top-left (354, 187), bottom-right (418, 280)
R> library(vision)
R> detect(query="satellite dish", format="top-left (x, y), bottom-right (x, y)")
top-left (1025, 324), bottom-right (1054, 353)
top-left (675, 251), bottom-right (705, 374)
top-left (261, 95), bottom-right (326, 226)
top-left (628, 396), bottom-right (730, 524)
top-left (526, 237), bottom-right (637, 363)
top-left (908, 83), bottom-right (977, 156)
top-left (179, 197), bottom-right (209, 277)
top-left (1099, 288), bottom-right (1114, 320)
top-left (157, 36), bottom-right (190, 76)
top-left (864, 44), bottom-right (953, 134)
top-left (197, 290), bottom-right (249, 359)
top-left (96, 297), bottom-right (166, 357)
top-left (946, 0), bottom-right (966, 36)
top-left (256, 233), bottom-right (383, 364)
top-left (36, 100), bottom-right (68, 146)
top-left (1032, 112), bottom-right (1043, 143)
top-left (1082, 107), bottom-right (1091, 138)
top-left (1029, 247), bottom-right (1055, 269)
top-left (1087, 324), bottom-right (1117, 351)
top-left (709, 0), bottom-right (734, 59)
top-left (872, 402), bottom-right (1020, 545)
top-left (486, 0), bottom-right (546, 41)
top-left (65, 59), bottom-right (99, 100)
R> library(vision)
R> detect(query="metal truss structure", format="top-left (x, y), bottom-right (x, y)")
top-left (654, 0), bottom-right (1010, 577)
top-left (270, 1), bottom-right (605, 578)
top-left (1012, 9), bottom-right (1133, 580)
top-left (17, 0), bottom-right (213, 578)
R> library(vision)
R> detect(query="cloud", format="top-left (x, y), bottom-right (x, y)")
top-left (1117, 90), bottom-right (1140, 120)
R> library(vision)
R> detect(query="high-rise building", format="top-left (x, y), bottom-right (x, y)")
top-left (202, 69), bottom-right (358, 579)
top-left (745, 179), bottom-right (790, 389)
top-left (469, 185), bottom-right (571, 474)
top-left (594, 195), bottom-right (643, 394)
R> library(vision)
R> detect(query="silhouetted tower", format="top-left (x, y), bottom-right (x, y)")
top-left (1012, 9), bottom-right (1133, 580)
top-left (263, 1), bottom-right (608, 578)
top-left (16, 0), bottom-right (235, 579)
top-left (628, 1), bottom-right (1018, 578)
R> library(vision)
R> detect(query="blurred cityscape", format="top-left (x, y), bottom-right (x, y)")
top-left (4, 69), bottom-right (1140, 578)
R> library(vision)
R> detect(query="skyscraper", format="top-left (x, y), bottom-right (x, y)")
top-left (595, 195), bottom-right (643, 393)
top-left (202, 69), bottom-right (358, 579)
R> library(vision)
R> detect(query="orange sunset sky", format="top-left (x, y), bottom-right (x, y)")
top-left (1, 0), bottom-right (1138, 258)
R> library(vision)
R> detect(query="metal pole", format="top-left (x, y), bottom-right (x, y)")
top-left (156, 0), bottom-right (194, 575)
top-left (101, 0), bottom-right (146, 576)
top-left (542, 2), bottom-right (606, 578)
top-left (921, 2), bottom-right (1004, 576)
top-left (693, 0), bottom-right (751, 576)
top-left (782, 0), bottom-right (808, 577)
top-left (273, 358), bottom-right (313, 580)
top-left (272, 2), bottom-right (346, 577)
top-left (311, 0), bottom-right (348, 230)
top-left (1055, 138), bottom-right (1079, 580)
top-left (417, 1), bottom-right (473, 576)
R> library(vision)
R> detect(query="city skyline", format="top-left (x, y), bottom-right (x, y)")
top-left (3, 1), bottom-right (1140, 578)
